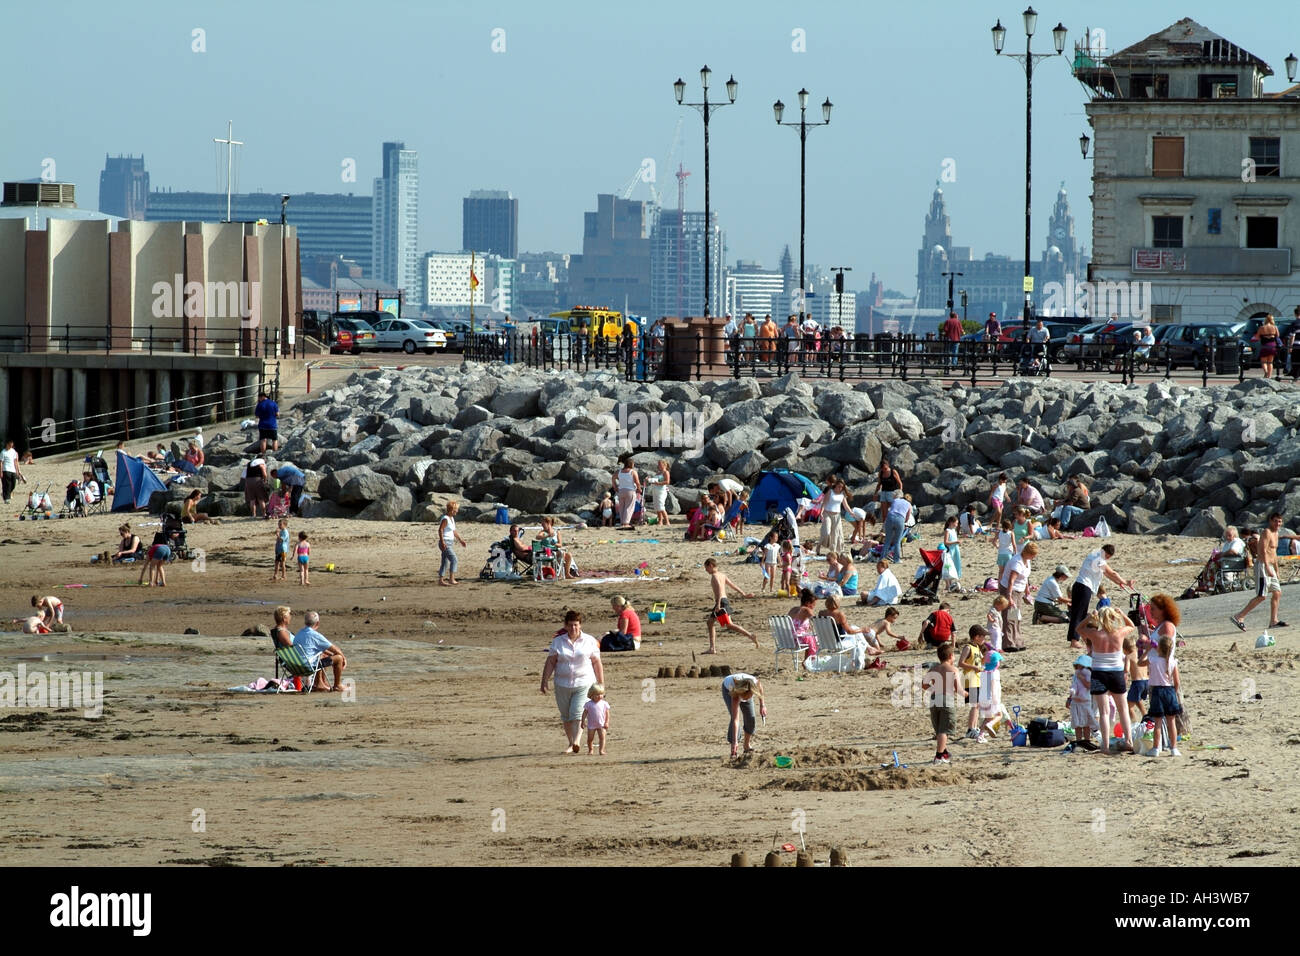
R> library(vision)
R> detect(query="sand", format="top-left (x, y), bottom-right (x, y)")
top-left (1, 451), bottom-right (1298, 867)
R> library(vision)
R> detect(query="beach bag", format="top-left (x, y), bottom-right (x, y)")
top-left (1028, 717), bottom-right (1066, 747)
top-left (1091, 517), bottom-right (1112, 538)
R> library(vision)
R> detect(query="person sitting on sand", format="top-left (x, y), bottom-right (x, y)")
top-left (112, 523), bottom-right (142, 562)
top-left (861, 559), bottom-right (901, 607)
top-left (181, 489), bottom-right (218, 524)
top-left (32, 594), bottom-right (64, 627)
top-left (600, 595), bottom-right (641, 651)
top-left (291, 610), bottom-right (347, 692)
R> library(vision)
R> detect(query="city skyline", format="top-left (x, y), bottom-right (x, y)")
top-left (5, 1), bottom-right (1296, 296)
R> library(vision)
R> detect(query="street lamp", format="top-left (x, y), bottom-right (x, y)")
top-left (675, 66), bottom-right (737, 318)
top-left (992, 7), bottom-right (1067, 329)
top-left (1079, 132), bottom-right (1090, 159)
top-left (774, 88), bottom-right (833, 323)
top-left (1286, 52), bottom-right (1298, 83)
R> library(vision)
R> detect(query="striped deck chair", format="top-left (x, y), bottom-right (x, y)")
top-left (274, 643), bottom-right (319, 693)
top-left (769, 616), bottom-right (807, 675)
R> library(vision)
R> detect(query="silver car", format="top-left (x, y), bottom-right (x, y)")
top-left (372, 317), bottom-right (447, 354)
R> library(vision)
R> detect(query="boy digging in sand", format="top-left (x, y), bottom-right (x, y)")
top-left (704, 557), bottom-right (757, 654)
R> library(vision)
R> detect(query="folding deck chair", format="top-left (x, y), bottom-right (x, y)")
top-left (769, 616), bottom-right (808, 674)
top-left (273, 642), bottom-right (318, 693)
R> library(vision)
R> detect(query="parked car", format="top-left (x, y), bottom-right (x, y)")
top-left (372, 317), bottom-right (447, 354)
top-left (301, 309), bottom-right (333, 341)
top-left (1158, 321), bottom-right (1253, 370)
top-left (426, 321), bottom-right (461, 352)
top-left (329, 316), bottom-right (379, 355)
top-left (1061, 320), bottom-right (1134, 364)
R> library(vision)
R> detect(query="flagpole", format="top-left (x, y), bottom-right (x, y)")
top-left (470, 250), bottom-right (475, 334)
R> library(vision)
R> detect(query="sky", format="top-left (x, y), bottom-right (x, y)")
top-left (4, 0), bottom-right (1297, 294)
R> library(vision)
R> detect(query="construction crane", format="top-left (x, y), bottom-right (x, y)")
top-left (675, 162), bottom-right (690, 320)
top-left (619, 117), bottom-right (683, 209)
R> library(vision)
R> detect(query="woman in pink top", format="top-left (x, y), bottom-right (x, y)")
top-left (787, 587), bottom-right (820, 659)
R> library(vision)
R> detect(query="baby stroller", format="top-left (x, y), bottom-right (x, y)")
top-left (479, 537), bottom-right (527, 581)
top-left (906, 548), bottom-right (944, 603)
top-left (85, 454), bottom-right (112, 513)
top-left (20, 483), bottom-right (55, 519)
top-left (1018, 341), bottom-right (1051, 377)
top-left (769, 510), bottom-right (798, 545)
top-left (154, 512), bottom-right (191, 558)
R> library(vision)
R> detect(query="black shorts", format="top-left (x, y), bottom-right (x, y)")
top-left (1090, 669), bottom-right (1127, 696)
top-left (259, 427), bottom-right (278, 441)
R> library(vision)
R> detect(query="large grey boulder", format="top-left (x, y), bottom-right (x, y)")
top-left (1181, 507), bottom-right (1228, 539)
top-left (357, 486), bottom-right (414, 521)
top-left (491, 386), bottom-right (543, 419)
top-left (505, 479), bottom-right (566, 514)
top-left (704, 422), bottom-right (769, 467)
top-left (1241, 438), bottom-right (1300, 487)
top-left (422, 459), bottom-right (492, 494)
top-left (409, 395), bottom-right (458, 427)
top-left (318, 464), bottom-right (378, 503)
top-left (815, 389), bottom-right (875, 430)
top-left (818, 421), bottom-right (893, 471)
top-left (970, 429), bottom-right (1022, 462)
top-left (451, 404), bottom-right (493, 430)
top-left (884, 408), bottom-right (925, 442)
top-left (338, 468), bottom-right (397, 507)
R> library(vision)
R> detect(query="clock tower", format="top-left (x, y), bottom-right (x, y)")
top-left (1041, 182), bottom-right (1086, 303)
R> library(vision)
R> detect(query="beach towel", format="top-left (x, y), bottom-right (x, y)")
top-left (228, 677), bottom-right (299, 693)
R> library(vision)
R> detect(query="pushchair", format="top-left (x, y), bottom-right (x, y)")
top-left (154, 512), bottom-right (192, 558)
top-left (86, 454), bottom-right (112, 512)
top-left (20, 483), bottom-right (55, 519)
top-left (1017, 341), bottom-right (1051, 377)
top-left (479, 537), bottom-right (527, 581)
top-left (906, 548), bottom-right (944, 603)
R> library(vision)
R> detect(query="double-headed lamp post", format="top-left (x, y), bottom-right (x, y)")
top-left (774, 89), bottom-right (832, 323)
top-left (675, 66), bottom-right (737, 319)
top-left (992, 8), bottom-right (1067, 330)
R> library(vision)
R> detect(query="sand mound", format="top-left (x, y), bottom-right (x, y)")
top-left (767, 766), bottom-right (1013, 792)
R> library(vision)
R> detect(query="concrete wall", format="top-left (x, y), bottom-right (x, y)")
top-left (0, 220), bottom-right (26, 342)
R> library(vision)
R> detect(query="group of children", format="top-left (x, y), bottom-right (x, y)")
top-left (1068, 626), bottom-right (1184, 755)
top-left (271, 518), bottom-right (313, 585)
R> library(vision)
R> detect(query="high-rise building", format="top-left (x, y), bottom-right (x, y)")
top-left (463, 189), bottom-right (518, 259)
top-left (423, 251), bottom-right (506, 308)
top-left (514, 252), bottom-right (570, 314)
top-left (649, 208), bottom-right (725, 319)
top-left (568, 195), bottom-right (651, 315)
top-left (724, 260), bottom-right (784, 319)
top-left (99, 155), bottom-right (149, 220)
top-left (146, 189), bottom-right (373, 274)
top-left (373, 142), bottom-right (420, 303)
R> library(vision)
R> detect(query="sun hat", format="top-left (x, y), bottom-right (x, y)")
top-left (1074, 655), bottom-right (1092, 668)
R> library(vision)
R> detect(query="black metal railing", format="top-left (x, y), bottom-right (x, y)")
top-left (464, 327), bottom-right (1264, 385)
top-left (23, 379), bottom-right (265, 458)
top-left (2, 323), bottom-right (306, 359)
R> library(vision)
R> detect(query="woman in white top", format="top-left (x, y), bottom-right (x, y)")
top-left (540, 610), bottom-right (605, 754)
top-left (646, 459), bottom-right (672, 526)
top-left (614, 458), bottom-right (641, 529)
top-left (722, 673), bottom-right (767, 758)
top-left (438, 500), bottom-right (468, 586)
top-left (998, 541), bottom-right (1036, 651)
top-left (817, 478), bottom-right (849, 556)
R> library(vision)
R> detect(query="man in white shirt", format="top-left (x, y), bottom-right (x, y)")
top-left (1066, 544), bottom-right (1134, 648)
top-left (1, 439), bottom-right (25, 503)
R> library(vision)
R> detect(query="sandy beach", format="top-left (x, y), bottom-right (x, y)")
top-left (2, 454), bottom-right (1297, 866)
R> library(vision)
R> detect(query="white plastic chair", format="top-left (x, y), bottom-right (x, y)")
top-left (769, 616), bottom-right (807, 674)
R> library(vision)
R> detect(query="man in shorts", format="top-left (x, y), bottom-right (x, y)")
top-left (255, 391), bottom-right (279, 454)
top-left (1232, 512), bottom-right (1286, 631)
